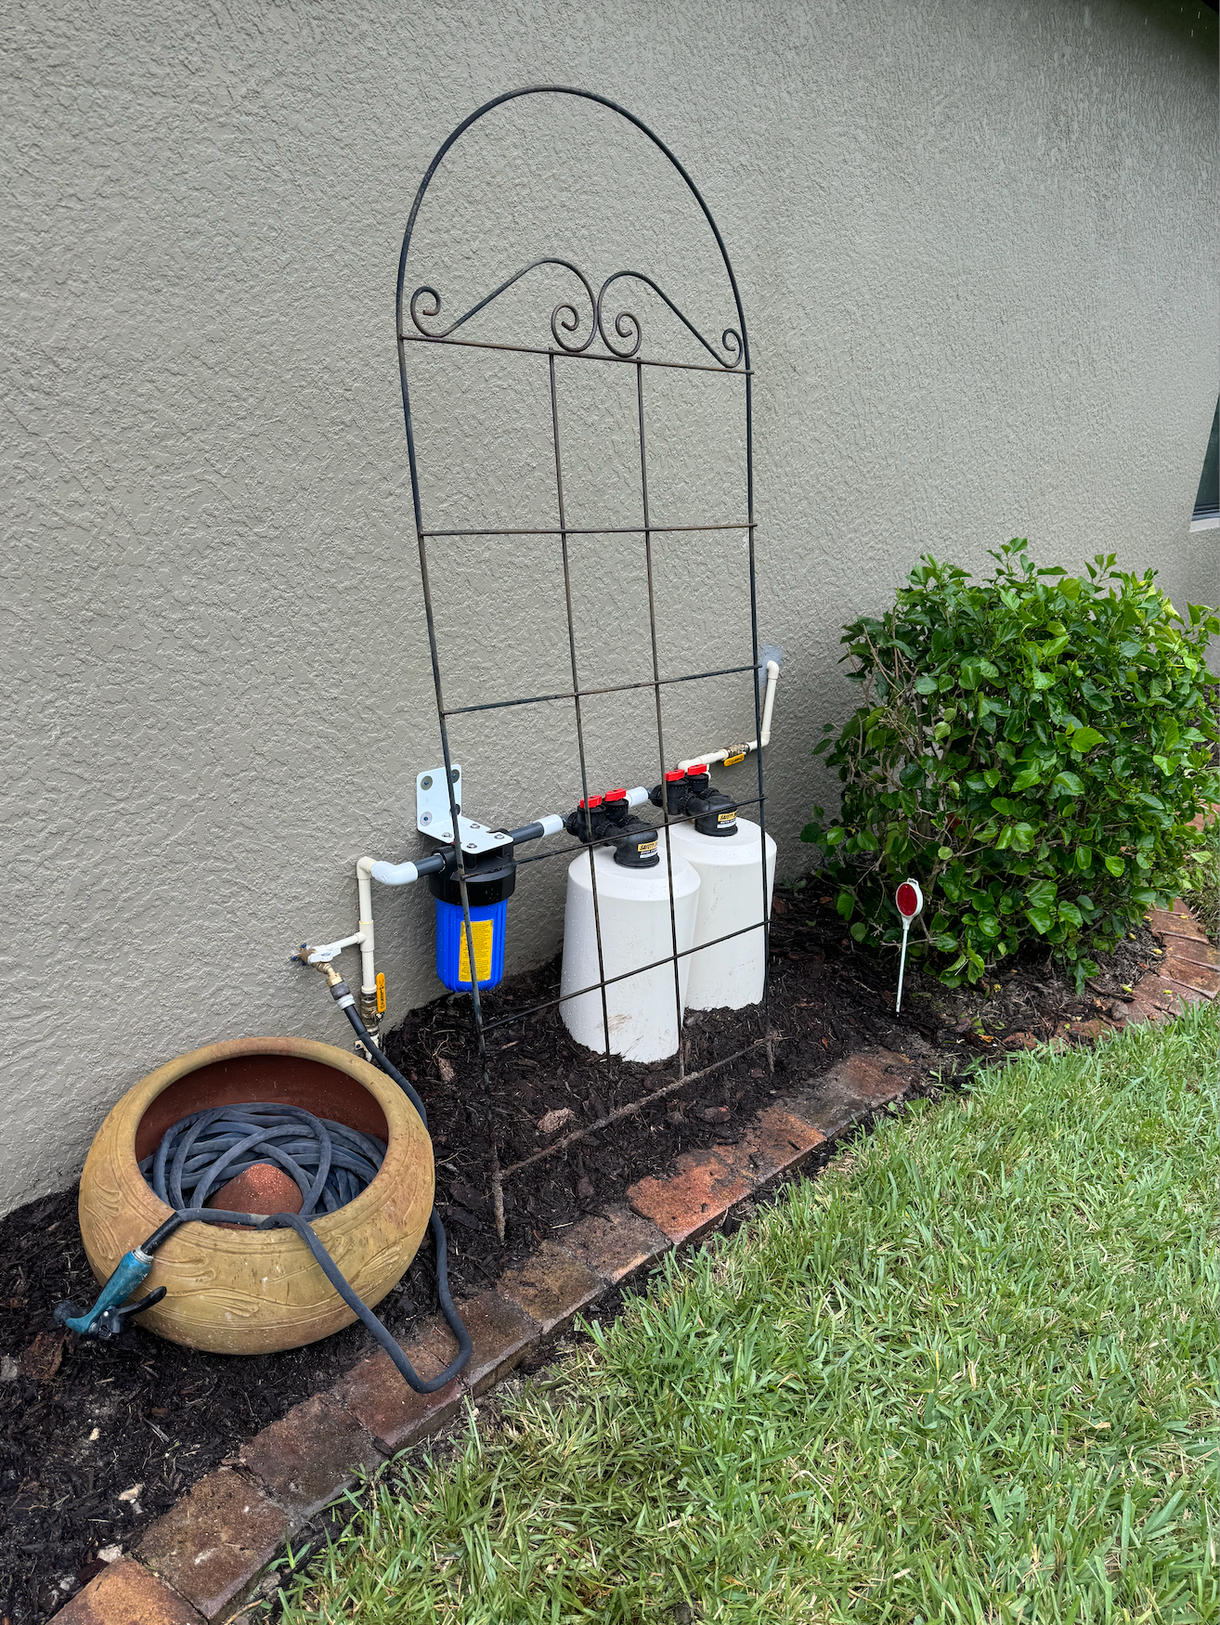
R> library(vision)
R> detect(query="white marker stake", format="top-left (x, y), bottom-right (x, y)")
top-left (894, 878), bottom-right (924, 1014)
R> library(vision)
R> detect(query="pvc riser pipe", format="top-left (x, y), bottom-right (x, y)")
top-left (677, 660), bottom-right (780, 772)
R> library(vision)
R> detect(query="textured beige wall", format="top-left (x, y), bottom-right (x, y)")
top-left (2, 0), bottom-right (1217, 1215)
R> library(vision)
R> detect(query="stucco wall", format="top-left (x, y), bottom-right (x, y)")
top-left (2, 0), bottom-right (1216, 1216)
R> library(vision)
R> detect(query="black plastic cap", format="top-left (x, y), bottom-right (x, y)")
top-left (427, 848), bottom-right (518, 905)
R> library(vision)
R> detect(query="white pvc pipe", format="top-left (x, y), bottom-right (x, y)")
top-left (305, 932), bottom-right (364, 965)
top-left (370, 858), bottom-right (420, 884)
top-left (758, 657), bottom-right (780, 745)
top-left (677, 659), bottom-right (780, 773)
top-left (354, 856), bottom-right (379, 997)
top-left (306, 855), bottom-right (408, 990)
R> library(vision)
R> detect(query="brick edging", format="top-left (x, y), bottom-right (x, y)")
top-left (56, 906), bottom-right (1217, 1623)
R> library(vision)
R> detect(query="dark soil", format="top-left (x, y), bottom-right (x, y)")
top-left (0, 892), bottom-right (1159, 1621)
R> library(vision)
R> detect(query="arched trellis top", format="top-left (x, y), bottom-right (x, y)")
top-left (394, 85), bottom-right (751, 377)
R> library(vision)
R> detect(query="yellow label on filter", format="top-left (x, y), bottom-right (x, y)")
top-left (718, 810), bottom-right (737, 824)
top-left (458, 918), bottom-right (495, 983)
top-left (638, 839), bottom-right (658, 856)
top-left (375, 972), bottom-right (386, 1014)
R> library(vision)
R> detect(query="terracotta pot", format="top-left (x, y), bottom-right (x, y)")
top-left (77, 1036), bottom-right (433, 1356)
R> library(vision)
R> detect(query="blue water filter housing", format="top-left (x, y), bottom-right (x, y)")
top-left (428, 847), bottom-right (516, 992)
top-left (434, 897), bottom-right (508, 990)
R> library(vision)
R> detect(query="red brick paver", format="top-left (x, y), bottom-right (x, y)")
top-left (1150, 903), bottom-right (1209, 943)
top-left (1160, 953), bottom-right (1219, 996)
top-left (1118, 986), bottom-right (1174, 1025)
top-left (137, 1470), bottom-right (288, 1620)
top-left (1158, 977), bottom-right (1213, 1006)
top-left (454, 1291), bottom-right (539, 1396)
top-left (54, 1558), bottom-right (203, 1625)
top-left (1162, 935), bottom-right (1219, 969)
top-left (497, 1243), bottom-right (604, 1338)
top-left (329, 1316), bottom-right (466, 1453)
top-left (713, 1105), bottom-right (825, 1185)
top-left (238, 1394), bottom-right (381, 1519)
top-left (787, 1048), bottom-right (913, 1140)
top-left (560, 1204), bottom-right (672, 1285)
top-left (626, 1149), bottom-right (752, 1246)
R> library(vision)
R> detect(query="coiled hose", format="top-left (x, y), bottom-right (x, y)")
top-left (65, 1012), bottom-right (472, 1393)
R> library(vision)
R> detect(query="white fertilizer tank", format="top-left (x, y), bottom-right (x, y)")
top-left (661, 816), bottom-right (776, 1010)
top-left (559, 845), bottom-right (700, 1062)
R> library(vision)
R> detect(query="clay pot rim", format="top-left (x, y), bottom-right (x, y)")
top-left (114, 1034), bottom-right (425, 1252)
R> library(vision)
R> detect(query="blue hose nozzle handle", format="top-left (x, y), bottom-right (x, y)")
top-left (55, 1248), bottom-right (154, 1337)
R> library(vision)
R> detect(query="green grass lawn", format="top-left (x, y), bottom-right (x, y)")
top-left (274, 1004), bottom-right (1218, 1624)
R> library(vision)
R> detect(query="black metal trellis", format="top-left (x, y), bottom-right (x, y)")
top-left (395, 87), bottom-right (770, 1239)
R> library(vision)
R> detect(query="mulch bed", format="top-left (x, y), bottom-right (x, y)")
top-left (0, 890), bottom-right (1159, 1622)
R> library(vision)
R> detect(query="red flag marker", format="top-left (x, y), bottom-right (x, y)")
top-left (895, 878), bottom-right (924, 1014)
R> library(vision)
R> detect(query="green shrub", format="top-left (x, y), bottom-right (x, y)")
top-left (1179, 813), bottom-right (1219, 942)
top-left (801, 541), bottom-right (1219, 989)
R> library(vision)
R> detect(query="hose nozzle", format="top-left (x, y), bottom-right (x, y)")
top-left (55, 1249), bottom-right (166, 1339)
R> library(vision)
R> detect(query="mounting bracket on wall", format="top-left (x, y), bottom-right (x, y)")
top-left (416, 766), bottom-right (513, 855)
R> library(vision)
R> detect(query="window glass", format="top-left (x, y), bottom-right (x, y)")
top-left (1193, 401), bottom-right (1219, 524)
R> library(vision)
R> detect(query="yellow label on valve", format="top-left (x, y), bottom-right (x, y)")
top-left (458, 919), bottom-right (495, 984)
top-left (375, 972), bottom-right (386, 1014)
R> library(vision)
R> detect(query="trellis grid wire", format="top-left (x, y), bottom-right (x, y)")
top-left (394, 86), bottom-right (770, 1238)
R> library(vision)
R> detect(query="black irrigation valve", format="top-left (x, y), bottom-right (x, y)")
top-left (563, 792), bottom-right (660, 869)
top-left (604, 788), bottom-right (660, 868)
top-left (649, 765), bottom-right (739, 838)
top-left (652, 769), bottom-right (689, 816)
top-left (563, 792), bottom-right (607, 843)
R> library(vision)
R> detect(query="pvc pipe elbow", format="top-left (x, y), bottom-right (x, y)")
top-left (369, 859), bottom-right (421, 886)
top-left (675, 662), bottom-right (781, 771)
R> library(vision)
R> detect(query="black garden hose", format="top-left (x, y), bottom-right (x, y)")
top-left (338, 1001), bottom-right (431, 1128)
top-left (137, 1203), bottom-right (470, 1394)
top-left (331, 994), bottom-right (474, 1387)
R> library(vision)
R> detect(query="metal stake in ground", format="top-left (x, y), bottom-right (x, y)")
top-left (894, 879), bottom-right (923, 1014)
